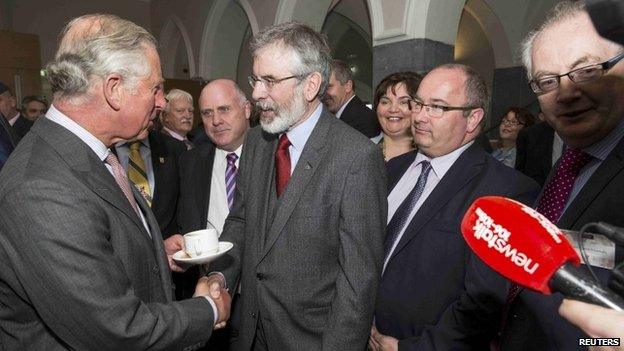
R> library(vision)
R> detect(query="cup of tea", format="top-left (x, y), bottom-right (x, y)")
top-left (183, 229), bottom-right (219, 257)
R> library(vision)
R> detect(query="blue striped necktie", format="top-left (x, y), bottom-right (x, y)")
top-left (384, 160), bottom-right (432, 261)
top-left (225, 153), bottom-right (238, 210)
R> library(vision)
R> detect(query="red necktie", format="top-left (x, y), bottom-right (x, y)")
top-left (275, 134), bottom-right (291, 197)
top-left (497, 147), bottom-right (592, 349)
top-left (536, 147), bottom-right (592, 223)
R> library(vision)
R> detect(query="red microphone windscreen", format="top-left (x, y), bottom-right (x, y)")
top-left (460, 196), bottom-right (580, 294)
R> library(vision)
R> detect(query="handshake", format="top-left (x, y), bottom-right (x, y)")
top-left (194, 274), bottom-right (231, 329)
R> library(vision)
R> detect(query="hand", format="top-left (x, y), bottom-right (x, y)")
top-left (559, 299), bottom-right (624, 351)
top-left (195, 275), bottom-right (231, 329)
top-left (369, 325), bottom-right (399, 351)
top-left (164, 234), bottom-right (186, 272)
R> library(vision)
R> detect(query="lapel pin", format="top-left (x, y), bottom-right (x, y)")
top-left (159, 157), bottom-right (165, 164)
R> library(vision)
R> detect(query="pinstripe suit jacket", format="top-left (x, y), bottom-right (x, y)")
top-left (0, 117), bottom-right (214, 350)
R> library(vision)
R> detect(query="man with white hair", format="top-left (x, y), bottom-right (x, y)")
top-left (207, 22), bottom-right (387, 350)
top-left (161, 88), bottom-right (195, 149)
top-left (404, 2), bottom-right (624, 350)
top-left (0, 14), bottom-right (230, 349)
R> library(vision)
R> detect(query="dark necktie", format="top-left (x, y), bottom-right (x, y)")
top-left (384, 160), bottom-right (432, 261)
top-left (275, 134), bottom-right (291, 198)
top-left (225, 152), bottom-right (238, 210)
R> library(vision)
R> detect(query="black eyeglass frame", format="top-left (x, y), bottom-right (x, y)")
top-left (247, 74), bottom-right (304, 90)
top-left (529, 52), bottom-right (624, 94)
top-left (409, 99), bottom-right (480, 118)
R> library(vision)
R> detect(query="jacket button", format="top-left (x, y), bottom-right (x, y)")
top-left (152, 265), bottom-right (159, 274)
top-left (251, 312), bottom-right (257, 318)
top-left (256, 273), bottom-right (265, 281)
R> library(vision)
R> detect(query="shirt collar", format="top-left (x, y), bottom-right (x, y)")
top-left (8, 112), bottom-right (20, 125)
top-left (46, 104), bottom-right (109, 162)
top-left (336, 94), bottom-right (356, 118)
top-left (582, 119), bottom-right (624, 161)
top-left (414, 141), bottom-right (474, 179)
top-left (163, 127), bottom-right (187, 141)
top-left (215, 144), bottom-right (243, 160)
top-left (285, 102), bottom-right (323, 153)
top-left (115, 136), bottom-right (150, 149)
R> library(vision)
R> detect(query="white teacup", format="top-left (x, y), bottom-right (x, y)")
top-left (183, 229), bottom-right (219, 258)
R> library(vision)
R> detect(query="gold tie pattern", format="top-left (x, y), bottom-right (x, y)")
top-left (127, 141), bottom-right (152, 206)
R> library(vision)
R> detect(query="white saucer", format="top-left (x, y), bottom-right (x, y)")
top-left (172, 241), bottom-right (233, 265)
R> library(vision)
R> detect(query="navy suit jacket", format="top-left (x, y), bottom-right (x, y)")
top-left (375, 143), bottom-right (539, 350)
top-left (339, 95), bottom-right (381, 138)
top-left (412, 134), bottom-right (624, 351)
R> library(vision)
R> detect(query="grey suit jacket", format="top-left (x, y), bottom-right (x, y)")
top-left (0, 118), bottom-right (214, 350)
top-left (212, 108), bottom-right (387, 350)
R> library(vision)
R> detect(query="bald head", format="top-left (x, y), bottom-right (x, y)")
top-left (199, 79), bottom-right (250, 152)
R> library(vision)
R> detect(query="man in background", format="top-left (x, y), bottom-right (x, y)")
top-left (323, 59), bottom-right (380, 138)
top-left (0, 81), bottom-right (33, 139)
top-left (161, 88), bottom-right (195, 149)
top-left (21, 95), bottom-right (48, 121)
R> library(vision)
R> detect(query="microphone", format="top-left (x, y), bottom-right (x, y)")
top-left (460, 196), bottom-right (624, 310)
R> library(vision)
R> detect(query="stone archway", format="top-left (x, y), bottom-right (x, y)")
top-left (158, 15), bottom-right (196, 79)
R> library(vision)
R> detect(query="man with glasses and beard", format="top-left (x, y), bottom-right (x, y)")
top-left (206, 22), bottom-right (387, 351)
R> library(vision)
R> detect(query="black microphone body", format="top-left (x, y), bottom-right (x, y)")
top-left (551, 262), bottom-right (624, 310)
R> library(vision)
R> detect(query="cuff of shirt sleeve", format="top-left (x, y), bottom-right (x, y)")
top-left (203, 296), bottom-right (219, 326)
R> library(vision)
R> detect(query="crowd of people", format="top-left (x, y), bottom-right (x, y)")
top-left (0, 1), bottom-right (623, 350)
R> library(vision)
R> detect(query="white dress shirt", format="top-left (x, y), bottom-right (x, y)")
top-left (284, 102), bottom-right (323, 173)
top-left (335, 94), bottom-right (355, 119)
top-left (383, 141), bottom-right (474, 272)
top-left (208, 145), bottom-right (243, 235)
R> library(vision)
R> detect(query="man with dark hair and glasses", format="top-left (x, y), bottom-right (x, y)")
top-left (207, 21), bottom-right (386, 350)
top-left (371, 63), bottom-right (538, 351)
top-left (387, 2), bottom-right (624, 350)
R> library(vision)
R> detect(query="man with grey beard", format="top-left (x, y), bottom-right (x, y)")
top-left (206, 22), bottom-right (387, 351)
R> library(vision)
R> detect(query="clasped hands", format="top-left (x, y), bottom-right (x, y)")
top-left (194, 274), bottom-right (231, 329)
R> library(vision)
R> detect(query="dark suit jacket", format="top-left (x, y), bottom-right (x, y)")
top-left (412, 135), bottom-right (624, 351)
top-left (0, 118), bottom-right (214, 350)
top-left (339, 95), bottom-right (381, 138)
top-left (0, 113), bottom-right (17, 169)
top-left (176, 142), bottom-right (216, 234)
top-left (502, 134), bottom-right (624, 350)
top-left (114, 131), bottom-right (186, 238)
top-left (147, 131), bottom-right (186, 237)
top-left (12, 113), bottom-right (33, 140)
top-left (375, 143), bottom-right (539, 351)
top-left (212, 108), bottom-right (387, 350)
top-left (515, 121), bottom-right (555, 186)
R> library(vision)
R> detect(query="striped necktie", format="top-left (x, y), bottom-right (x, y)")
top-left (127, 141), bottom-right (152, 206)
top-left (225, 152), bottom-right (238, 210)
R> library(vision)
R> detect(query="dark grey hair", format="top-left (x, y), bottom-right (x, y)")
top-left (46, 14), bottom-right (157, 104)
top-left (331, 59), bottom-right (353, 85)
top-left (250, 21), bottom-right (331, 98)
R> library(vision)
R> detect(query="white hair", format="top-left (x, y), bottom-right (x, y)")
top-left (164, 89), bottom-right (193, 113)
top-left (46, 14), bottom-right (157, 105)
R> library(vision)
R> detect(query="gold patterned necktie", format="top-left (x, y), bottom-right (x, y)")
top-left (127, 141), bottom-right (152, 206)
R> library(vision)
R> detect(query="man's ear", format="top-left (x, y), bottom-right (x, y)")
top-left (243, 101), bottom-right (251, 120)
top-left (345, 79), bottom-right (354, 95)
top-left (466, 108), bottom-right (484, 134)
top-left (304, 72), bottom-right (323, 102)
top-left (103, 73), bottom-right (123, 111)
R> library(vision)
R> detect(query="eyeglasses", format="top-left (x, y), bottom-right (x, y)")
top-left (248, 74), bottom-right (303, 91)
top-left (410, 100), bottom-right (479, 118)
top-left (529, 52), bottom-right (624, 94)
top-left (500, 119), bottom-right (524, 127)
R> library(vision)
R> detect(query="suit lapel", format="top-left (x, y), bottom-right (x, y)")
top-left (148, 131), bottom-right (165, 204)
top-left (386, 144), bottom-right (485, 266)
top-left (34, 118), bottom-right (153, 242)
top-left (258, 111), bottom-right (331, 264)
top-left (558, 138), bottom-right (624, 229)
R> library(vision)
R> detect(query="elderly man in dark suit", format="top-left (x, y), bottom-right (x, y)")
top-left (0, 14), bottom-right (230, 350)
top-left (207, 22), bottom-right (387, 351)
top-left (323, 59), bottom-right (381, 138)
top-left (399, 2), bottom-right (624, 350)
